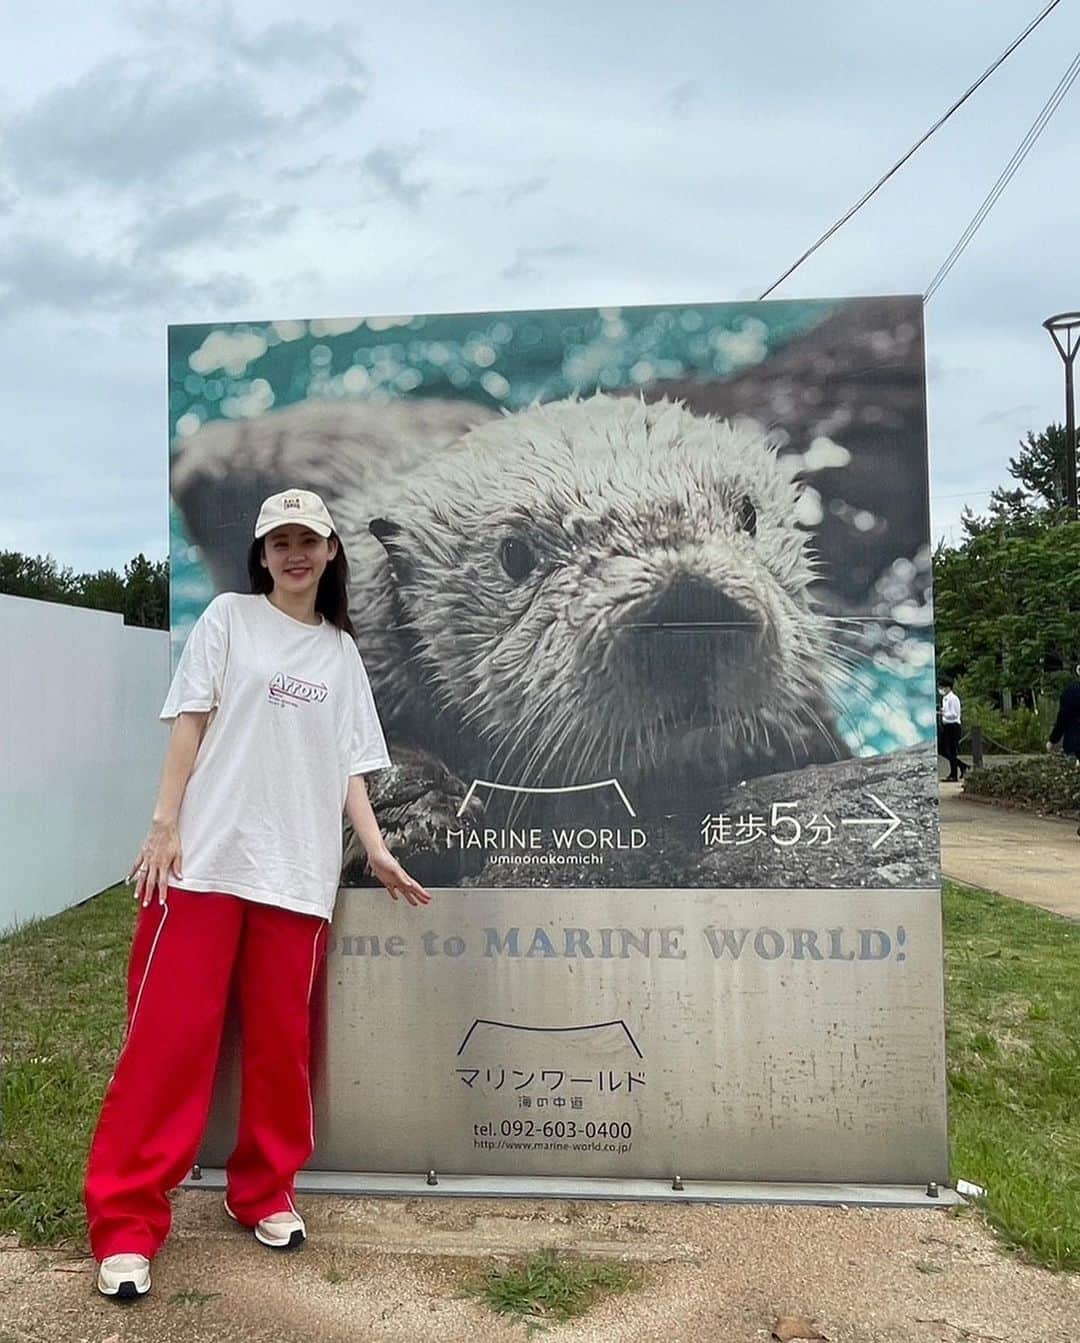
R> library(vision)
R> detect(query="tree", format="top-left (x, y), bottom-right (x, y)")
top-left (123, 553), bottom-right (169, 629)
top-left (74, 568), bottom-right (127, 615)
top-left (940, 422), bottom-right (1079, 705)
top-left (934, 521), bottom-right (1080, 701)
top-left (962, 423), bottom-right (1072, 537)
top-left (0, 549), bottom-right (169, 629)
top-left (0, 551), bottom-right (81, 603)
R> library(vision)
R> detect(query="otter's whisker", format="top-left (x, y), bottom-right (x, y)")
top-left (490, 680), bottom-right (567, 783)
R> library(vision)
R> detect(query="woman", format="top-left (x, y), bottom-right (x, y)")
top-left (85, 487), bottom-right (431, 1301)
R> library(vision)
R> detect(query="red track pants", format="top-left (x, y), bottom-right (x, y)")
top-left (83, 884), bottom-right (329, 1262)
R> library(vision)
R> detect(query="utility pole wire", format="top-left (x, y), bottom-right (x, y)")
top-left (924, 50), bottom-right (1080, 301)
top-left (757, 0), bottom-right (1065, 300)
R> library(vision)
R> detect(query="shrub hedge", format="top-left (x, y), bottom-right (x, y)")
top-left (964, 755), bottom-right (1080, 818)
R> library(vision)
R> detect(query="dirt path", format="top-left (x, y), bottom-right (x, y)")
top-left (939, 786), bottom-right (1080, 920)
top-left (1, 1192), bottom-right (1076, 1343)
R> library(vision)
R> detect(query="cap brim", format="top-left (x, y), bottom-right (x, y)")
top-left (254, 520), bottom-right (333, 539)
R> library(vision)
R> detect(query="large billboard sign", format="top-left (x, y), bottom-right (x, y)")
top-left (169, 296), bottom-right (947, 1185)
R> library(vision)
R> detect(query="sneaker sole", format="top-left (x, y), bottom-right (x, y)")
top-left (255, 1224), bottom-right (305, 1250)
top-left (97, 1270), bottom-right (151, 1299)
top-left (224, 1196), bottom-right (305, 1250)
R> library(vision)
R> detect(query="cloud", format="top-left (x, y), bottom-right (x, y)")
top-left (0, 10), bottom-right (375, 326)
top-left (3, 59), bottom-right (280, 192)
top-left (357, 146), bottom-right (430, 210)
top-left (501, 243), bottom-right (584, 282)
top-left (3, 14), bottom-right (369, 195)
top-left (0, 234), bottom-right (253, 314)
top-left (661, 80), bottom-right (702, 119)
top-left (123, 2), bottom-right (369, 78)
top-left (269, 141), bottom-right (434, 210)
top-left (130, 194), bottom-right (300, 256)
top-left (503, 174), bottom-right (550, 207)
top-left (279, 268), bottom-right (325, 298)
top-left (268, 143), bottom-right (432, 207)
top-left (977, 403), bottom-right (1038, 427)
top-left (275, 155), bottom-right (335, 183)
top-left (230, 17), bottom-right (368, 77)
top-left (455, 169), bottom-right (552, 208)
top-left (293, 81), bottom-right (367, 128)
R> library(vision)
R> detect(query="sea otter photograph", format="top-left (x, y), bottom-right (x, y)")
top-left (167, 296), bottom-right (939, 890)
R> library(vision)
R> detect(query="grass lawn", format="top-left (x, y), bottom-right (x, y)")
top-left (942, 880), bottom-right (1079, 1270)
top-left (0, 883), bottom-right (134, 1246)
top-left (1, 879), bottom-right (1077, 1271)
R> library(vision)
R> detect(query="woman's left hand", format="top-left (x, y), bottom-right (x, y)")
top-left (368, 848), bottom-right (432, 906)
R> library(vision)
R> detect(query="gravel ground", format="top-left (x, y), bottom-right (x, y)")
top-left (1, 1192), bottom-right (1077, 1343)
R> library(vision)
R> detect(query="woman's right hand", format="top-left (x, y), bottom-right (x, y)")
top-left (127, 819), bottom-right (183, 907)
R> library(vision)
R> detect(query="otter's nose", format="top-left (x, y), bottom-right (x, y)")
top-left (637, 577), bottom-right (761, 635)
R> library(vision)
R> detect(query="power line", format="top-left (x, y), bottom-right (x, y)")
top-left (757, 0), bottom-right (1065, 300)
top-left (924, 50), bottom-right (1080, 301)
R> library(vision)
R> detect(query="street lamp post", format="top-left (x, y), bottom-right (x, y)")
top-left (1043, 311), bottom-right (1080, 522)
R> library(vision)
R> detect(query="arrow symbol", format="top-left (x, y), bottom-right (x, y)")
top-left (841, 793), bottom-right (902, 849)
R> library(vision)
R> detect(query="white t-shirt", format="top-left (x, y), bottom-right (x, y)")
top-left (159, 591), bottom-right (392, 922)
top-left (941, 691), bottom-right (962, 724)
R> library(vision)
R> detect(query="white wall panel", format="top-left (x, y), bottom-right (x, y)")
top-left (0, 595), bottom-right (170, 934)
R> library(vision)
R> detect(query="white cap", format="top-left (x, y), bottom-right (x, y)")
top-left (254, 488), bottom-right (336, 540)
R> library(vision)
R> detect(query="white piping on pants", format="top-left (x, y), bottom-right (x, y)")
top-left (303, 920), bottom-right (325, 1152)
top-left (107, 893), bottom-right (171, 1086)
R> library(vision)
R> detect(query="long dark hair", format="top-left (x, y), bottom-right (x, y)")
top-left (246, 533), bottom-right (357, 640)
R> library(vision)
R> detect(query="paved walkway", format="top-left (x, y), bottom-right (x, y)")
top-left (939, 785), bottom-right (1080, 919)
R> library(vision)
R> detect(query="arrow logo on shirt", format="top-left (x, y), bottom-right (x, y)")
top-left (268, 672), bottom-right (329, 705)
top-left (840, 793), bottom-right (902, 849)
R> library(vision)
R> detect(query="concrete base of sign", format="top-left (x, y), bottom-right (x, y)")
top-left (181, 1167), bottom-right (963, 1208)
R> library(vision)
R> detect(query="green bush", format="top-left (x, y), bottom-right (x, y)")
top-left (965, 755), bottom-right (1080, 817)
top-left (957, 693), bottom-right (1055, 754)
top-left (998, 705), bottom-right (1055, 753)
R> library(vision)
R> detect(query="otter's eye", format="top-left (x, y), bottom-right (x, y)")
top-left (499, 536), bottom-right (537, 582)
top-left (736, 495), bottom-right (757, 537)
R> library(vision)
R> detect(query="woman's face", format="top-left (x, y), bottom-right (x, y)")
top-left (260, 524), bottom-right (338, 598)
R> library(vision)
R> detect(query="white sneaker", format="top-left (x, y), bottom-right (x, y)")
top-left (97, 1252), bottom-right (151, 1299)
top-left (224, 1195), bottom-right (306, 1249)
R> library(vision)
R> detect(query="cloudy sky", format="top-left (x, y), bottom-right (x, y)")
top-left (2, 0), bottom-right (1077, 575)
